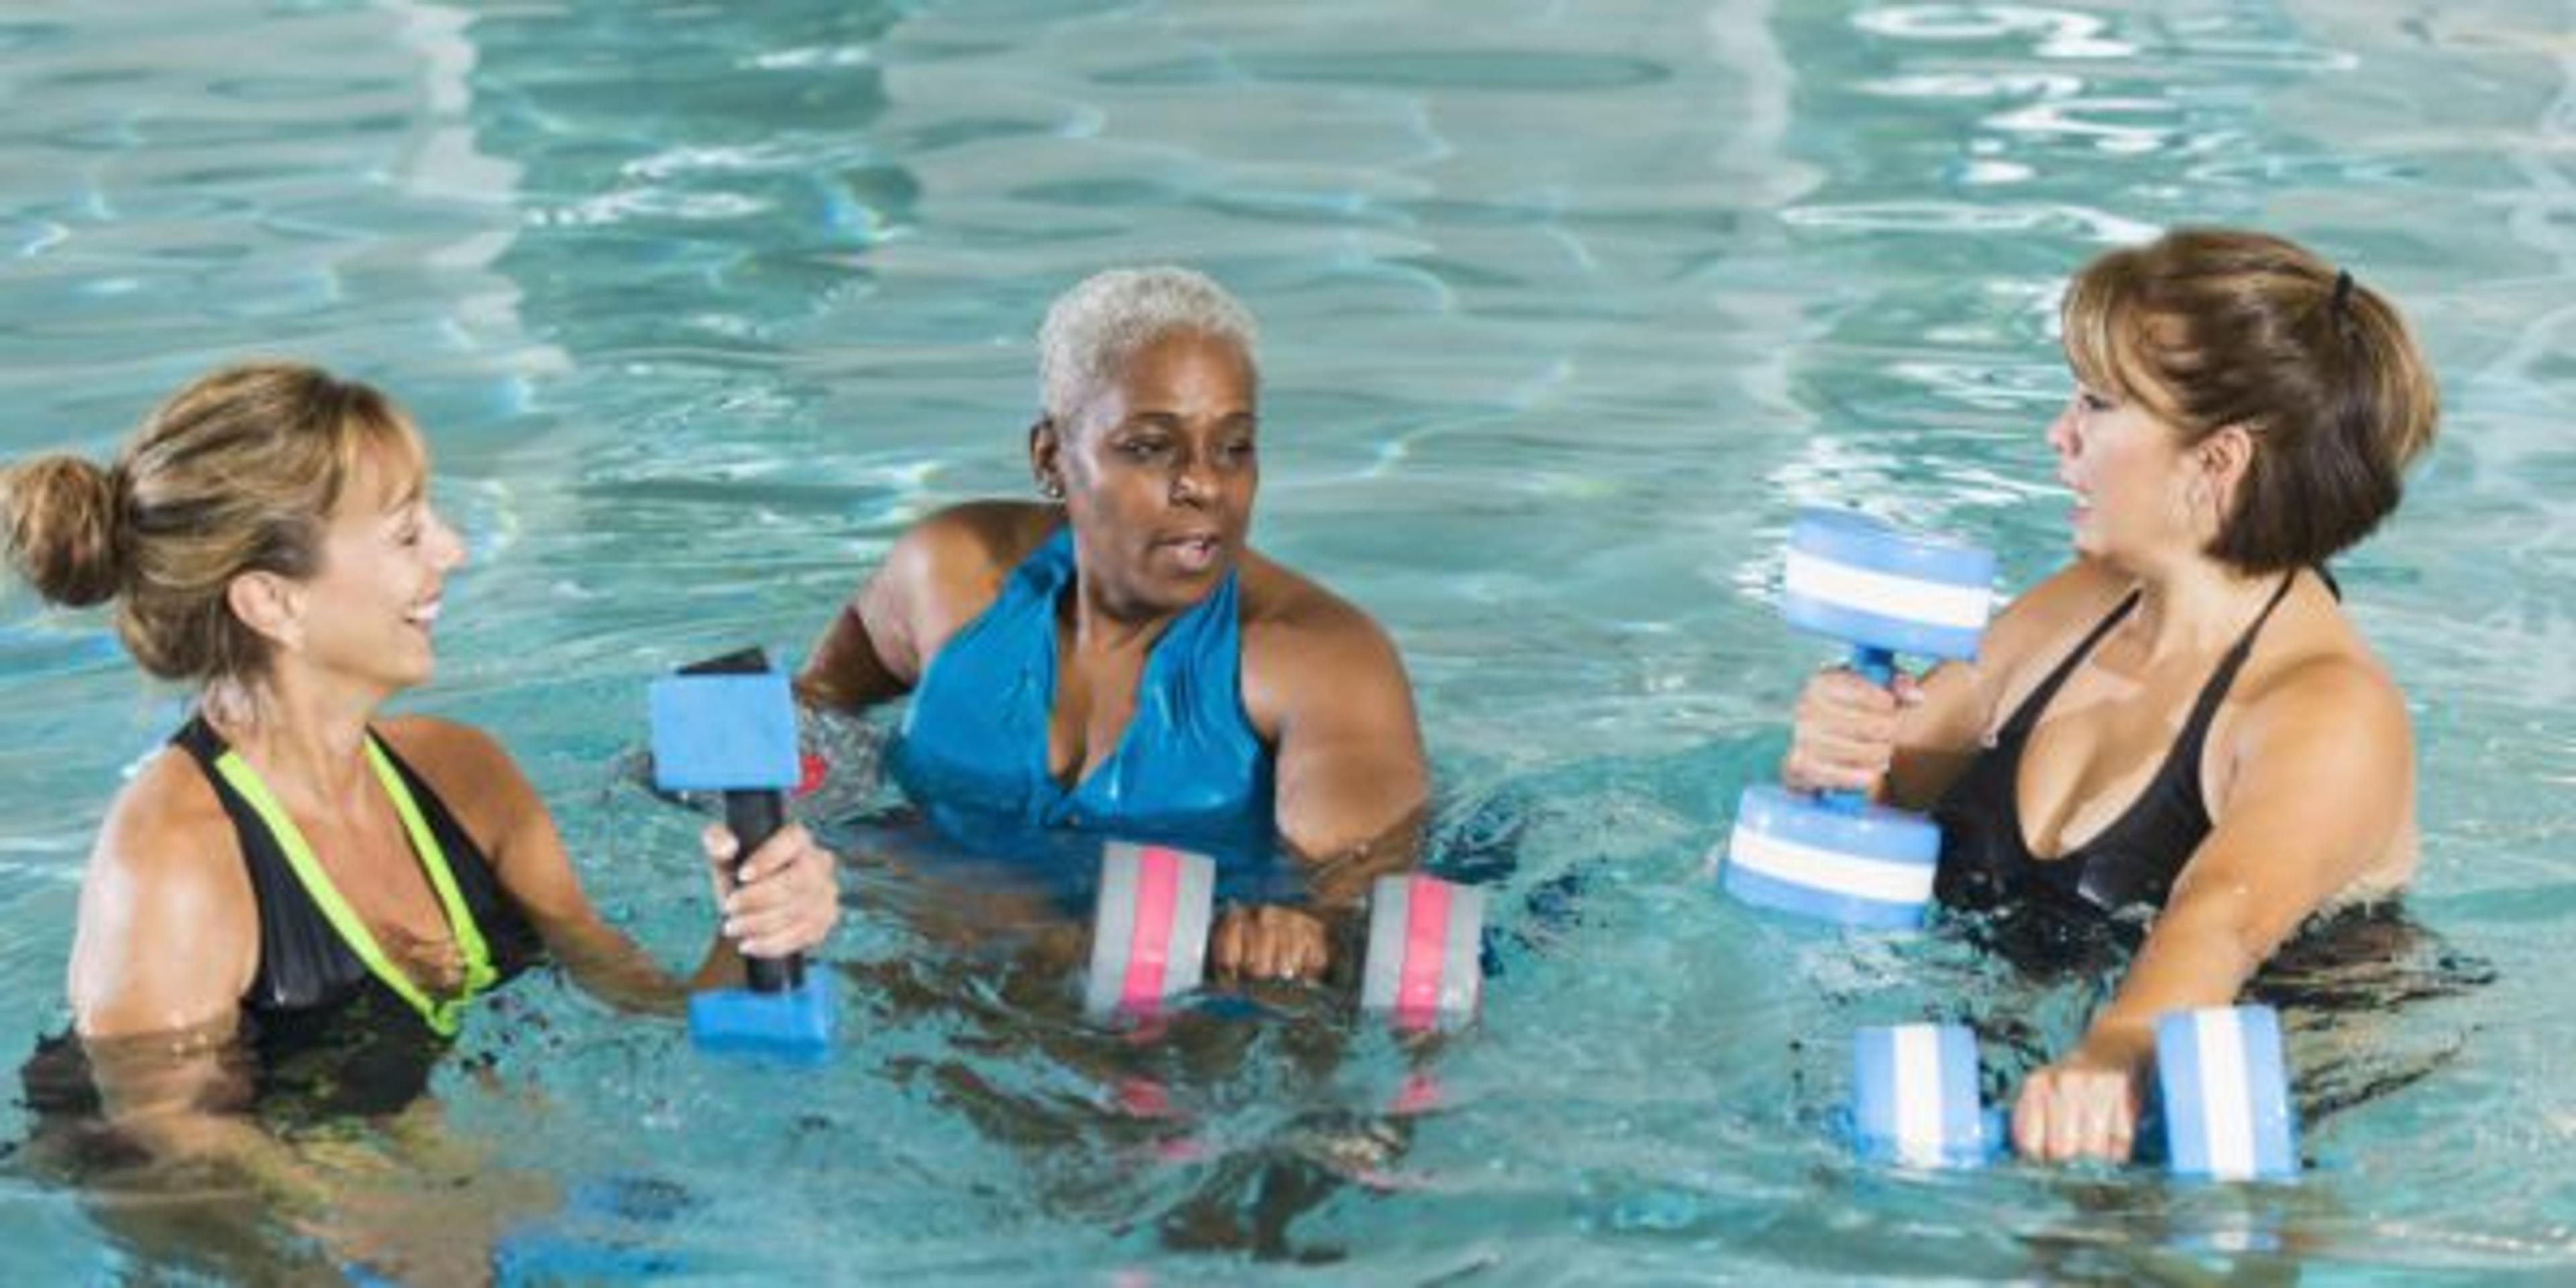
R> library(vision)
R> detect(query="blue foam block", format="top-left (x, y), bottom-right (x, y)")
top-left (1783, 508), bottom-right (1994, 663)
top-left (648, 673), bottom-right (798, 792)
top-left (1851, 1023), bottom-right (2000, 1168)
top-left (1721, 784), bottom-right (1940, 928)
top-left (2156, 1005), bottom-right (2298, 1181)
top-left (688, 973), bottom-right (837, 1060)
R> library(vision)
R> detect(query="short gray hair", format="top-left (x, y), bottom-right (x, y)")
top-left (1036, 266), bottom-right (1260, 422)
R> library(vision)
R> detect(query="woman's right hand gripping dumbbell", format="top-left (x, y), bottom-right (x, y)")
top-left (1783, 666), bottom-right (1928, 798)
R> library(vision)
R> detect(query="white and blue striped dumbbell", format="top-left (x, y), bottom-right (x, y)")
top-left (1722, 509), bottom-right (1995, 928)
top-left (1851, 1007), bottom-right (2298, 1179)
top-left (1086, 843), bottom-right (1485, 1032)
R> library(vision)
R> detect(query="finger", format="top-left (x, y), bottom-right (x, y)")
top-left (2010, 1079), bottom-right (2046, 1159)
top-left (733, 824), bottom-right (812, 885)
top-left (1889, 672), bottom-right (1930, 707)
top-left (1209, 908), bottom-right (1244, 979)
top-left (702, 822), bottom-right (741, 865)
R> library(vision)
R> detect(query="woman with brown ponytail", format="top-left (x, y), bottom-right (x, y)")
top-left (3, 362), bottom-right (839, 1269)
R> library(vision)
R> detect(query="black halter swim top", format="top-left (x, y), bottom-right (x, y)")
top-left (172, 716), bottom-right (539, 1114)
top-left (1933, 572), bottom-right (2301, 920)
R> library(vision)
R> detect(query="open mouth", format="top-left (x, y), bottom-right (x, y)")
top-left (405, 597), bottom-right (442, 630)
top-left (1159, 533), bottom-right (1223, 574)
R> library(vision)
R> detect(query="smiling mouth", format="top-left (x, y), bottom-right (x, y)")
top-left (405, 598), bottom-right (442, 629)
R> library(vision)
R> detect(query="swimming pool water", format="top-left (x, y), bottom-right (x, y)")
top-left (3, 0), bottom-right (2573, 1279)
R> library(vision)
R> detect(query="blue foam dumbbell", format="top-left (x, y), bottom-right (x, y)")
top-left (1722, 508), bottom-right (1996, 927)
top-left (648, 648), bottom-right (836, 1058)
top-left (1849, 1007), bottom-right (2298, 1180)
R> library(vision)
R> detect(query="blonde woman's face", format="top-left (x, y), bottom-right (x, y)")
top-left (296, 439), bottom-right (466, 694)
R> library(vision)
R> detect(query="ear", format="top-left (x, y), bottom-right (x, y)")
top-left (1028, 415), bottom-right (1067, 499)
top-left (2197, 423), bottom-right (2255, 500)
top-left (225, 570), bottom-right (307, 653)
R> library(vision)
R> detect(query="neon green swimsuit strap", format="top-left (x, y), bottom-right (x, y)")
top-left (210, 735), bottom-right (497, 1036)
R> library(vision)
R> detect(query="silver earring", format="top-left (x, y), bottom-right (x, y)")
top-left (1039, 478), bottom-right (1064, 500)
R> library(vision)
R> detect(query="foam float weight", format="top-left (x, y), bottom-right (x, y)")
top-left (1851, 1022), bottom-right (1999, 1168)
top-left (1847, 1007), bottom-right (2299, 1180)
top-left (1360, 873), bottom-right (1486, 1032)
top-left (2155, 1005), bottom-right (2298, 1181)
top-left (1085, 842), bottom-right (1216, 1021)
top-left (1720, 509), bottom-right (1994, 928)
top-left (649, 650), bottom-right (835, 1057)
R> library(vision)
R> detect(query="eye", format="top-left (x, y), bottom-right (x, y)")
top-left (1116, 435), bottom-right (1171, 462)
top-left (1220, 436), bottom-right (1256, 464)
top-left (2076, 389), bottom-right (2116, 414)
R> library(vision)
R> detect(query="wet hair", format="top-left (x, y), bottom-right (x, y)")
top-left (0, 362), bottom-right (422, 686)
top-left (2061, 227), bottom-right (2439, 574)
top-left (1036, 266), bottom-right (1260, 424)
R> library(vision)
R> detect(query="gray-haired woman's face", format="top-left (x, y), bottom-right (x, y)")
top-left (1034, 328), bottom-right (1258, 617)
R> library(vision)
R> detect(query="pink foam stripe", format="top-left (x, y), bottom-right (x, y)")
top-left (1397, 875), bottom-right (1451, 1030)
top-left (1120, 845), bottom-right (1182, 1015)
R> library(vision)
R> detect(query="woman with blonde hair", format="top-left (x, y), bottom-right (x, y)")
top-left (4, 362), bottom-right (839, 1269)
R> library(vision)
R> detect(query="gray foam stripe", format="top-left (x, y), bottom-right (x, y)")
top-left (1167, 848), bottom-right (1214, 996)
top-left (1361, 873), bottom-right (1411, 1012)
top-left (1440, 883), bottom-right (1485, 1016)
top-left (1084, 843), bottom-right (1144, 1017)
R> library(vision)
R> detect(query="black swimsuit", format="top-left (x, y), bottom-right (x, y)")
top-left (176, 716), bottom-right (537, 1115)
top-left (1933, 572), bottom-right (2300, 921)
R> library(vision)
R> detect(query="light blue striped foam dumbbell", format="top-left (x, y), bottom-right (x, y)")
top-left (1722, 508), bottom-right (1995, 928)
top-left (1851, 1007), bottom-right (2298, 1180)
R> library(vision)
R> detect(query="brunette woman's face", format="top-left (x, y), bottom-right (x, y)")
top-left (2047, 361), bottom-right (2208, 566)
top-left (1040, 328), bottom-right (1258, 618)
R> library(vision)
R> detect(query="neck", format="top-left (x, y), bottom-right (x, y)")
top-left (2118, 551), bottom-right (2286, 662)
top-left (1065, 573), bottom-right (1181, 659)
top-left (205, 665), bottom-right (390, 812)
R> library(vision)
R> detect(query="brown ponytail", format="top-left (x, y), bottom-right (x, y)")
top-left (1, 455), bottom-right (126, 608)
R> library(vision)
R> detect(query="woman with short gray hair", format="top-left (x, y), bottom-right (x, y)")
top-left (802, 266), bottom-right (1427, 982)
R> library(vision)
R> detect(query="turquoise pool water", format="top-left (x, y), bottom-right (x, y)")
top-left (4, 0), bottom-right (2572, 1279)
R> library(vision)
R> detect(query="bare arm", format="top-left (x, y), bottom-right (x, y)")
top-left (2014, 657), bottom-right (2414, 1161)
top-left (395, 720), bottom-right (839, 1008)
top-left (1216, 594), bottom-right (1429, 983)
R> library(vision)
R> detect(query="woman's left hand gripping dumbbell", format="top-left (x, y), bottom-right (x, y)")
top-left (1210, 904), bottom-right (1331, 983)
top-left (2012, 1040), bottom-right (2147, 1164)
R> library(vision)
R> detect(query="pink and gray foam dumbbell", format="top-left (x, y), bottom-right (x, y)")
top-left (1085, 842), bottom-right (1485, 1032)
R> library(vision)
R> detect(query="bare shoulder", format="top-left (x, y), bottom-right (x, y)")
top-left (2237, 632), bottom-right (2409, 747)
top-left (884, 500), bottom-right (1059, 598)
top-left (1235, 550), bottom-right (1409, 720)
top-left (72, 750), bottom-right (258, 1031)
top-left (97, 749), bottom-right (244, 893)
top-left (1237, 549), bottom-right (1399, 658)
top-left (373, 715), bottom-right (535, 848)
top-left (879, 501), bottom-right (1062, 642)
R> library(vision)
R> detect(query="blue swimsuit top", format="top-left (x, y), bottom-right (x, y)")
top-left (887, 527), bottom-right (1278, 881)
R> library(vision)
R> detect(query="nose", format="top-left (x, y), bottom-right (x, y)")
top-left (1169, 448), bottom-right (1218, 506)
top-left (427, 508), bottom-right (468, 572)
top-left (2047, 397), bottom-right (2080, 460)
